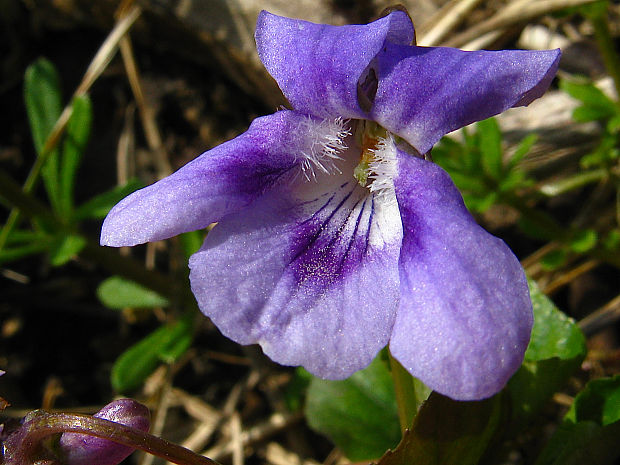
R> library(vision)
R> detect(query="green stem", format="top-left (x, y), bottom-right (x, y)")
top-left (388, 350), bottom-right (427, 433)
top-left (4, 410), bottom-right (221, 465)
top-left (590, 6), bottom-right (620, 103)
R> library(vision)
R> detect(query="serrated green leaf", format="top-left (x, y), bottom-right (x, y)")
top-left (111, 315), bottom-right (194, 393)
top-left (508, 280), bottom-right (586, 428)
top-left (525, 280), bottom-right (586, 361)
top-left (73, 179), bottom-right (144, 220)
top-left (24, 58), bottom-right (63, 211)
top-left (375, 393), bottom-right (502, 465)
top-left (48, 234), bottom-right (87, 266)
top-left (306, 355), bottom-right (400, 461)
top-left (477, 118), bottom-right (503, 180)
top-left (59, 95), bottom-right (92, 218)
top-left (97, 276), bottom-right (169, 310)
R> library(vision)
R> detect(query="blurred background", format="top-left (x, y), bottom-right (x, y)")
top-left (1, 1), bottom-right (619, 464)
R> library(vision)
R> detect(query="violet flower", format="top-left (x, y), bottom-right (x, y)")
top-left (101, 10), bottom-right (560, 400)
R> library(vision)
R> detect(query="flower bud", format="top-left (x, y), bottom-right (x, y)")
top-left (58, 399), bottom-right (150, 465)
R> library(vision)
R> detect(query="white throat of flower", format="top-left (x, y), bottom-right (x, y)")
top-left (298, 116), bottom-right (351, 181)
top-left (352, 121), bottom-right (398, 206)
top-left (296, 117), bottom-right (398, 205)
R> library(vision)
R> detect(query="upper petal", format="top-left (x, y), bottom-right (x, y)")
top-left (255, 10), bottom-right (414, 119)
top-left (190, 173), bottom-right (402, 379)
top-left (101, 110), bottom-right (308, 247)
top-left (390, 152), bottom-right (532, 400)
top-left (371, 44), bottom-right (561, 154)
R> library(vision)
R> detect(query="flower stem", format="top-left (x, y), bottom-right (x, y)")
top-left (388, 351), bottom-right (429, 433)
top-left (5, 410), bottom-right (221, 465)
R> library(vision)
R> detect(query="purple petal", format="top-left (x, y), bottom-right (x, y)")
top-left (189, 174), bottom-right (402, 379)
top-left (390, 153), bottom-right (532, 400)
top-left (59, 399), bottom-right (150, 465)
top-left (255, 10), bottom-right (414, 119)
top-left (371, 44), bottom-right (561, 154)
top-left (101, 110), bottom-right (309, 247)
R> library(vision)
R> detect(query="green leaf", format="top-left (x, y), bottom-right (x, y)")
top-left (375, 393), bottom-right (503, 465)
top-left (73, 179), bottom-right (144, 220)
top-left (540, 249), bottom-right (568, 271)
top-left (525, 280), bottom-right (585, 361)
top-left (24, 58), bottom-right (63, 211)
top-left (59, 95), bottom-right (92, 218)
top-left (477, 118), bottom-right (503, 180)
top-left (0, 240), bottom-right (52, 265)
top-left (535, 376), bottom-right (620, 465)
top-left (97, 276), bottom-right (169, 310)
top-left (179, 230), bottom-right (204, 259)
top-left (48, 234), bottom-right (87, 266)
top-left (306, 355), bottom-right (400, 461)
top-left (111, 315), bottom-right (194, 393)
top-left (508, 133), bottom-right (538, 169)
top-left (284, 368), bottom-right (313, 412)
top-left (560, 79), bottom-right (618, 122)
top-left (569, 229), bottom-right (598, 253)
top-left (508, 280), bottom-right (586, 428)
top-left (565, 375), bottom-right (620, 426)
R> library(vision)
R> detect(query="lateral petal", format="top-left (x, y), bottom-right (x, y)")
top-left (371, 44), bottom-right (561, 154)
top-left (190, 177), bottom-right (402, 379)
top-left (390, 153), bottom-right (532, 400)
top-left (101, 110), bottom-right (308, 247)
top-left (255, 10), bottom-right (414, 119)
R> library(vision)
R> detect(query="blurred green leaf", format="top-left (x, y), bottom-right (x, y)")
top-left (306, 354), bottom-right (400, 461)
top-left (97, 276), bottom-right (169, 310)
top-left (284, 368), bottom-right (313, 412)
top-left (602, 229), bottom-right (620, 251)
top-left (570, 229), bottom-right (598, 253)
top-left (48, 234), bottom-right (86, 266)
top-left (560, 79), bottom-right (618, 122)
top-left (111, 315), bottom-right (193, 393)
top-left (375, 393), bottom-right (502, 465)
top-left (59, 95), bottom-right (92, 218)
top-left (535, 376), bottom-right (620, 465)
top-left (540, 249), bottom-right (568, 271)
top-left (508, 133), bottom-right (538, 169)
top-left (508, 280), bottom-right (586, 428)
top-left (179, 230), bottom-right (204, 259)
top-left (73, 179), bottom-right (144, 220)
top-left (0, 240), bottom-right (52, 265)
top-left (24, 58), bottom-right (63, 211)
top-left (477, 118), bottom-right (503, 180)
top-left (566, 375), bottom-right (620, 426)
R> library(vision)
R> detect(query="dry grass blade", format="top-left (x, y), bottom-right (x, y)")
top-left (418, 0), bottom-right (485, 46)
top-left (444, 0), bottom-right (600, 48)
top-left (579, 293), bottom-right (620, 336)
top-left (0, 4), bottom-right (142, 250)
top-left (119, 33), bottom-right (173, 178)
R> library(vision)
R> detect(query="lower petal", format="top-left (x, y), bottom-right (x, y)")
top-left (189, 180), bottom-right (402, 379)
top-left (390, 153), bottom-right (532, 400)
